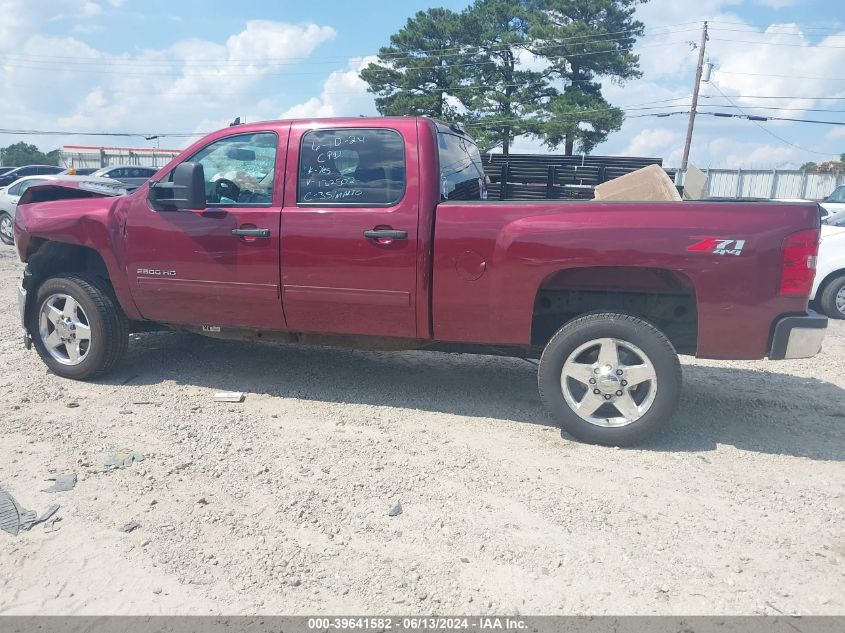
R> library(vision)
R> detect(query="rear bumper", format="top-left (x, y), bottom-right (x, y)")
top-left (769, 311), bottom-right (828, 360)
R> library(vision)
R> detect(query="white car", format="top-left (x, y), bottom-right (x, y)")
top-left (812, 219), bottom-right (845, 319)
top-left (820, 185), bottom-right (845, 225)
top-left (0, 175), bottom-right (123, 245)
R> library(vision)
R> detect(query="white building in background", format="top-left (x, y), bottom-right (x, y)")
top-left (58, 145), bottom-right (181, 170)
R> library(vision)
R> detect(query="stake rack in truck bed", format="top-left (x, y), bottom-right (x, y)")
top-left (13, 117), bottom-right (827, 446)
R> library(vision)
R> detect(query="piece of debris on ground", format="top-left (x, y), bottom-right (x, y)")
top-left (105, 452), bottom-right (145, 469)
top-left (42, 473), bottom-right (77, 493)
top-left (213, 391), bottom-right (245, 403)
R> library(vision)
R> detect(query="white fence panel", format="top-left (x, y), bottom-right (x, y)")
top-left (773, 172), bottom-right (804, 198)
top-left (703, 169), bottom-right (844, 200)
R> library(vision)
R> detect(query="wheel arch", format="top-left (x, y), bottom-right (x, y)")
top-left (815, 267), bottom-right (845, 299)
top-left (21, 239), bottom-right (140, 327)
top-left (531, 266), bottom-right (699, 355)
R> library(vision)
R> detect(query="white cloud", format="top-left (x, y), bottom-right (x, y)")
top-left (623, 128), bottom-right (682, 158)
top-left (824, 127), bottom-right (845, 143)
top-left (82, 1), bottom-right (101, 16)
top-left (279, 56), bottom-right (377, 119)
top-left (754, 0), bottom-right (800, 8)
top-left (0, 12), bottom-right (338, 150)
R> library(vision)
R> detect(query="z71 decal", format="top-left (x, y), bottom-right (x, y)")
top-left (687, 237), bottom-right (746, 256)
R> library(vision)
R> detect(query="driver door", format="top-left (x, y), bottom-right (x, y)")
top-left (124, 127), bottom-right (289, 330)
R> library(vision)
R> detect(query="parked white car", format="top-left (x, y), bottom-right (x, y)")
top-left (812, 219), bottom-right (845, 319)
top-left (0, 175), bottom-right (123, 245)
top-left (820, 185), bottom-right (845, 225)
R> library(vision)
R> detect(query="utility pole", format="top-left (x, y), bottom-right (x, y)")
top-left (681, 21), bottom-right (708, 172)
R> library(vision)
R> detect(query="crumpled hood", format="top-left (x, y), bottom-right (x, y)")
top-left (14, 186), bottom-right (125, 262)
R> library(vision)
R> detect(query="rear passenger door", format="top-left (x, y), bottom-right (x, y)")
top-left (280, 124), bottom-right (420, 338)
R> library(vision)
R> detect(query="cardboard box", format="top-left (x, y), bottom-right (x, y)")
top-left (593, 164), bottom-right (682, 202)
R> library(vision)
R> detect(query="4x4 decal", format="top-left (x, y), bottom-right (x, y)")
top-left (687, 237), bottom-right (746, 256)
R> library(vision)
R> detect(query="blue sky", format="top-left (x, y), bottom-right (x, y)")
top-left (1, 0), bottom-right (844, 168)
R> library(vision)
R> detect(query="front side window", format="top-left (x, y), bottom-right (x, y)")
top-left (438, 132), bottom-right (486, 201)
top-left (184, 132), bottom-right (278, 206)
top-left (298, 128), bottom-right (405, 206)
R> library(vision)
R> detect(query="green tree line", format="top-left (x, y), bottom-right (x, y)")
top-left (360, 0), bottom-right (645, 154)
top-left (0, 142), bottom-right (60, 167)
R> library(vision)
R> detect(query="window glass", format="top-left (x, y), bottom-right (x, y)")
top-left (826, 186), bottom-right (845, 203)
top-left (18, 179), bottom-right (45, 194)
top-left (8, 180), bottom-right (25, 195)
top-left (298, 128), bottom-right (405, 206)
top-left (438, 132), bottom-right (486, 201)
top-left (183, 132), bottom-right (277, 206)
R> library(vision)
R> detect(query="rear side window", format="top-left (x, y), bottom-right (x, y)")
top-left (438, 132), bottom-right (486, 201)
top-left (298, 128), bottom-right (405, 206)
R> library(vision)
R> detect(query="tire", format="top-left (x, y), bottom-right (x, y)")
top-left (538, 313), bottom-right (682, 446)
top-left (818, 274), bottom-right (845, 320)
top-left (28, 274), bottom-right (129, 380)
top-left (0, 212), bottom-right (14, 245)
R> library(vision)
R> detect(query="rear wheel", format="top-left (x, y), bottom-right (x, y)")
top-left (538, 313), bottom-right (682, 446)
top-left (0, 212), bottom-right (14, 245)
top-left (819, 274), bottom-right (845, 320)
top-left (28, 274), bottom-right (128, 380)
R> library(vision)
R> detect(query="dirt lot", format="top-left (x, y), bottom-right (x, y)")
top-left (0, 245), bottom-right (843, 615)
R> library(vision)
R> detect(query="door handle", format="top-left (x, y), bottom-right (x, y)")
top-left (363, 229), bottom-right (407, 240)
top-left (231, 228), bottom-right (270, 238)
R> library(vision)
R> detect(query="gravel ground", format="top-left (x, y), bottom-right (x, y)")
top-left (0, 246), bottom-right (843, 615)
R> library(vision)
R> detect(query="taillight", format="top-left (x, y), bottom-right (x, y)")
top-left (779, 228), bottom-right (819, 296)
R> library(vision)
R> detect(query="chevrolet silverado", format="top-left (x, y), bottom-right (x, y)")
top-left (13, 117), bottom-right (828, 445)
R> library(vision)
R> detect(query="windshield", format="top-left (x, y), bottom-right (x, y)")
top-left (825, 186), bottom-right (845, 203)
top-left (437, 131), bottom-right (486, 201)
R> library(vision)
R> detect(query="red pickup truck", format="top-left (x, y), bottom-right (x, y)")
top-left (13, 117), bottom-right (827, 446)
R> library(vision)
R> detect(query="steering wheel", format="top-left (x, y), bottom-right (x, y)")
top-left (215, 178), bottom-right (241, 203)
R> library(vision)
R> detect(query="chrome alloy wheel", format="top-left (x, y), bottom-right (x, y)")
top-left (560, 337), bottom-right (658, 427)
top-left (837, 285), bottom-right (845, 316)
top-left (38, 293), bottom-right (92, 366)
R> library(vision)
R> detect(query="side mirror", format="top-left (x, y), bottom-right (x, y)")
top-left (148, 162), bottom-right (206, 211)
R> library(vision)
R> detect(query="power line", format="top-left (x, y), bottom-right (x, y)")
top-left (700, 94), bottom-right (845, 101)
top-left (0, 128), bottom-right (204, 138)
top-left (0, 39), bottom-right (696, 78)
top-left (707, 82), bottom-right (837, 157)
top-left (707, 20), bottom-right (845, 33)
top-left (714, 70), bottom-right (845, 81)
top-left (0, 24), bottom-right (702, 69)
top-left (709, 37), bottom-right (845, 48)
top-left (702, 112), bottom-right (845, 125)
top-left (699, 103), bottom-right (845, 113)
top-left (709, 26), bottom-right (843, 37)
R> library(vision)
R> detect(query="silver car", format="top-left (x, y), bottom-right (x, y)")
top-left (0, 175), bottom-right (124, 245)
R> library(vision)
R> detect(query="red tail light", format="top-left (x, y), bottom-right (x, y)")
top-left (779, 229), bottom-right (819, 296)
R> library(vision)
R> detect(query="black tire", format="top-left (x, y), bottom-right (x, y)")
top-left (28, 274), bottom-right (129, 380)
top-left (538, 313), bottom-right (682, 446)
top-left (818, 274), bottom-right (845, 320)
top-left (0, 212), bottom-right (14, 245)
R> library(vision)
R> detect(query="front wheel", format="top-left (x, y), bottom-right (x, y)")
top-left (0, 212), bottom-right (14, 245)
top-left (538, 313), bottom-right (682, 446)
top-left (28, 274), bottom-right (129, 380)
